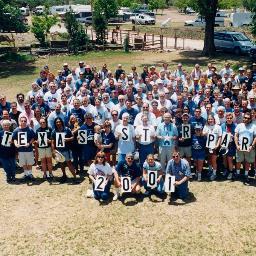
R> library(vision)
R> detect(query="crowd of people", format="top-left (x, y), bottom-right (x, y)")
top-left (1, 60), bottom-right (256, 202)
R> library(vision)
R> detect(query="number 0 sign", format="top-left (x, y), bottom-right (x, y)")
top-left (121, 176), bottom-right (131, 193)
top-left (164, 174), bottom-right (175, 193)
top-left (147, 170), bottom-right (157, 188)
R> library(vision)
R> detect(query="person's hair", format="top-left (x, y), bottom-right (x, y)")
top-left (244, 112), bottom-right (252, 119)
top-left (147, 154), bottom-right (154, 160)
top-left (94, 152), bottom-right (106, 165)
top-left (103, 120), bottom-right (111, 128)
top-left (11, 101), bottom-right (17, 107)
top-left (68, 114), bottom-right (77, 126)
top-left (225, 112), bottom-right (233, 118)
top-left (2, 119), bottom-right (11, 126)
top-left (54, 117), bottom-right (64, 129)
top-left (207, 114), bottom-right (215, 124)
top-left (19, 116), bottom-right (27, 124)
top-left (39, 117), bottom-right (48, 127)
top-left (16, 93), bottom-right (24, 100)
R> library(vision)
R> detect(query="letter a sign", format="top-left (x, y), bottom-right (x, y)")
top-left (56, 133), bottom-right (65, 148)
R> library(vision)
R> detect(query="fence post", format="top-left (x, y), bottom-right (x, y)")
top-left (152, 34), bottom-right (154, 46)
top-left (174, 29), bottom-right (177, 49)
top-left (120, 30), bottom-right (122, 44)
top-left (160, 35), bottom-right (163, 50)
top-left (91, 28), bottom-right (93, 41)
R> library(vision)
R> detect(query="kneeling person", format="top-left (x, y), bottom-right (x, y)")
top-left (113, 153), bottom-right (142, 200)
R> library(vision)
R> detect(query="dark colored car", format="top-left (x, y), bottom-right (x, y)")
top-left (250, 47), bottom-right (256, 61)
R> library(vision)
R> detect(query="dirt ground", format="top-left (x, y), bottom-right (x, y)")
top-left (0, 48), bottom-right (255, 255)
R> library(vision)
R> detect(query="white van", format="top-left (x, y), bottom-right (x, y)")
top-left (230, 12), bottom-right (252, 27)
top-left (20, 7), bottom-right (29, 16)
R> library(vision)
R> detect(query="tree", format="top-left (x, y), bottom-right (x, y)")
top-left (174, 0), bottom-right (243, 57)
top-left (92, 0), bottom-right (118, 44)
top-left (31, 14), bottom-right (58, 46)
top-left (0, 1), bottom-right (29, 32)
top-left (64, 11), bottom-right (89, 53)
top-left (148, 0), bottom-right (166, 13)
top-left (242, 0), bottom-right (255, 11)
top-left (251, 6), bottom-right (256, 37)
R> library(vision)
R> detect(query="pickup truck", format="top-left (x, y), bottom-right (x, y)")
top-left (130, 14), bottom-right (155, 25)
top-left (185, 16), bottom-right (224, 27)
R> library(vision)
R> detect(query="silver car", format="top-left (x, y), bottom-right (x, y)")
top-left (214, 31), bottom-right (255, 55)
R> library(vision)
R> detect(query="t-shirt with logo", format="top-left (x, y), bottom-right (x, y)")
top-left (116, 161), bottom-right (142, 180)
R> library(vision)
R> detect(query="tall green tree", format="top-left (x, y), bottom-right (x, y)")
top-left (251, 6), bottom-right (256, 37)
top-left (174, 0), bottom-right (243, 56)
top-left (0, 0), bottom-right (29, 32)
top-left (64, 11), bottom-right (89, 53)
top-left (92, 0), bottom-right (118, 44)
top-left (31, 14), bottom-right (58, 46)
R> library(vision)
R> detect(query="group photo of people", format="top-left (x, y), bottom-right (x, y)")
top-left (1, 60), bottom-right (256, 203)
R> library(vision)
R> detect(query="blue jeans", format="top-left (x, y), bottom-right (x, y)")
top-left (142, 177), bottom-right (165, 194)
top-left (93, 180), bottom-right (111, 201)
top-left (138, 143), bottom-right (154, 167)
top-left (0, 157), bottom-right (16, 179)
top-left (174, 181), bottom-right (189, 199)
top-left (72, 148), bottom-right (84, 172)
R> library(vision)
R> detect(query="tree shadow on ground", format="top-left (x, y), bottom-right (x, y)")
top-left (138, 50), bottom-right (252, 68)
top-left (0, 53), bottom-right (37, 79)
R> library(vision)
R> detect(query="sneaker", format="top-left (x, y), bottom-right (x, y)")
top-left (227, 173), bottom-right (233, 180)
top-left (113, 191), bottom-right (120, 201)
top-left (60, 175), bottom-right (67, 183)
top-left (210, 173), bottom-right (216, 181)
top-left (43, 174), bottom-right (47, 179)
top-left (244, 176), bottom-right (250, 184)
top-left (197, 175), bottom-right (202, 182)
top-left (86, 189), bottom-right (94, 198)
top-left (144, 190), bottom-right (151, 196)
top-left (222, 169), bottom-right (228, 177)
top-left (28, 174), bottom-right (35, 181)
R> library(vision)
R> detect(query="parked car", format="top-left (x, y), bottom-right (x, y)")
top-left (130, 13), bottom-right (155, 25)
top-left (250, 47), bottom-right (256, 60)
top-left (214, 31), bottom-right (255, 55)
top-left (185, 16), bottom-right (224, 27)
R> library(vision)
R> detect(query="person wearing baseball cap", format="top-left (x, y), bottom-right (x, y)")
top-left (62, 63), bottom-right (71, 78)
top-left (191, 123), bottom-right (207, 181)
top-left (177, 112), bottom-right (192, 165)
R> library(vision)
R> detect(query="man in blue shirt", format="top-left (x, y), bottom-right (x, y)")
top-left (166, 151), bottom-right (191, 200)
top-left (156, 112), bottom-right (178, 170)
top-left (119, 99), bottom-right (139, 125)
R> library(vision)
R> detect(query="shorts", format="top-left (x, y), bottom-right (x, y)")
top-left (38, 147), bottom-right (52, 159)
top-left (226, 145), bottom-right (236, 157)
top-left (179, 146), bottom-right (192, 158)
top-left (61, 150), bottom-right (73, 162)
top-left (192, 150), bottom-right (206, 161)
top-left (236, 150), bottom-right (255, 163)
top-left (18, 151), bottom-right (34, 166)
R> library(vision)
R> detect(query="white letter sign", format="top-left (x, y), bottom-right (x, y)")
top-left (77, 130), bottom-right (87, 144)
top-left (141, 128), bottom-right (151, 143)
top-left (18, 132), bottom-right (27, 146)
top-left (94, 176), bottom-right (106, 191)
top-left (121, 176), bottom-right (131, 193)
top-left (241, 136), bottom-right (250, 151)
top-left (121, 126), bottom-right (130, 142)
top-left (165, 174), bottom-right (175, 193)
top-left (1, 131), bottom-right (12, 147)
top-left (38, 132), bottom-right (48, 148)
top-left (206, 133), bottom-right (217, 149)
top-left (182, 124), bottom-right (191, 139)
top-left (147, 170), bottom-right (157, 188)
top-left (220, 132), bottom-right (231, 149)
top-left (56, 133), bottom-right (65, 148)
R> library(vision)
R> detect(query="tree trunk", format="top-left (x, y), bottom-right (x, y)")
top-left (202, 0), bottom-right (218, 57)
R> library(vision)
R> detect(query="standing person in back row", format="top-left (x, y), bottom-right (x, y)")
top-left (234, 112), bottom-right (256, 183)
top-left (156, 112), bottom-right (178, 170)
top-left (13, 116), bottom-right (35, 181)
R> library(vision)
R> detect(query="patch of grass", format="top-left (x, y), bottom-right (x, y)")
top-left (0, 52), bottom-right (35, 63)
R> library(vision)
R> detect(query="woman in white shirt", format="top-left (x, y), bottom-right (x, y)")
top-left (88, 152), bottom-right (113, 201)
top-left (203, 114), bottom-right (222, 181)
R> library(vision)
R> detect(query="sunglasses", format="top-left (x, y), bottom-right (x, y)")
top-left (172, 155), bottom-right (179, 158)
top-left (97, 156), bottom-right (105, 159)
top-left (112, 114), bottom-right (118, 116)
top-left (127, 157), bottom-right (134, 160)
top-left (86, 117), bottom-right (92, 119)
